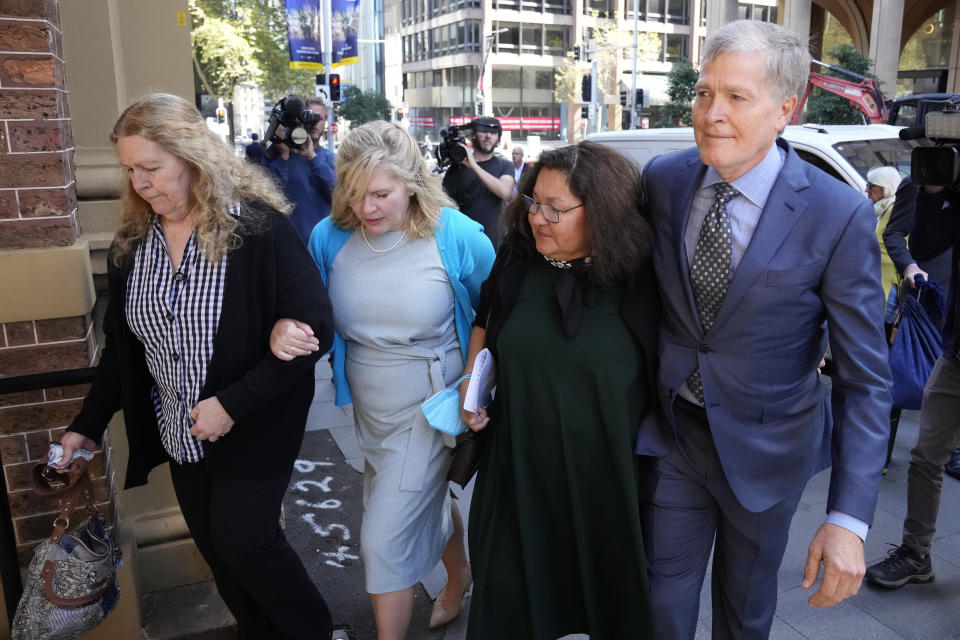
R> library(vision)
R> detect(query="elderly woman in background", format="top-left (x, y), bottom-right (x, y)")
top-left (460, 141), bottom-right (659, 639)
top-left (867, 165), bottom-right (913, 472)
top-left (56, 93), bottom-right (337, 639)
top-left (866, 165), bottom-right (906, 319)
top-left (271, 121), bottom-right (495, 637)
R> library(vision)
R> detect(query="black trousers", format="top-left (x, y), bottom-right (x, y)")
top-left (169, 458), bottom-right (333, 640)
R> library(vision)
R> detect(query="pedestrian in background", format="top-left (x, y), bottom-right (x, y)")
top-left (244, 132), bottom-right (263, 164)
top-left (271, 121), bottom-right (494, 638)
top-left (56, 93), bottom-right (337, 639)
top-left (461, 141), bottom-right (659, 639)
top-left (866, 166), bottom-right (904, 319)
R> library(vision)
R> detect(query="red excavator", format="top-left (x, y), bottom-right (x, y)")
top-left (790, 59), bottom-right (888, 124)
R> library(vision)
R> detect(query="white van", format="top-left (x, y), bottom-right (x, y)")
top-left (588, 124), bottom-right (920, 191)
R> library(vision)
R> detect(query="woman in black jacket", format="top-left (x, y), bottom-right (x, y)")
top-left (56, 93), bottom-right (336, 640)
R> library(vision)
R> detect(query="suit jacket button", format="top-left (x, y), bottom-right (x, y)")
top-left (698, 344), bottom-right (711, 353)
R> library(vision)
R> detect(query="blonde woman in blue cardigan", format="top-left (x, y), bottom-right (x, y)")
top-left (271, 121), bottom-right (495, 638)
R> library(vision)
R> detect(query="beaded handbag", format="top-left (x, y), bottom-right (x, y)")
top-left (11, 459), bottom-right (121, 640)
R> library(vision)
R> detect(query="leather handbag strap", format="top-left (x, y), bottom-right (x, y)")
top-left (41, 560), bottom-right (113, 607)
top-left (30, 459), bottom-right (101, 543)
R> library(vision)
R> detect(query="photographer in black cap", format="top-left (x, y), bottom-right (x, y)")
top-left (441, 116), bottom-right (515, 247)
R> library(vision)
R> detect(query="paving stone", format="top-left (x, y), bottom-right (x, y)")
top-left (855, 558), bottom-right (960, 640)
top-left (775, 585), bottom-right (900, 639)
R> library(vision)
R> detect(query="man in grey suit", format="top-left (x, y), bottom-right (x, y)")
top-left (636, 20), bottom-right (892, 639)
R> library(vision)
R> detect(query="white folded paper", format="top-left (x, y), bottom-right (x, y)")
top-left (463, 347), bottom-right (496, 413)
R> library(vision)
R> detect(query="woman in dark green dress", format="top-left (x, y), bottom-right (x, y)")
top-left (458, 142), bottom-right (660, 639)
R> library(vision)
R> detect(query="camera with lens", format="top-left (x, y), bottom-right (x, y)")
top-left (435, 123), bottom-right (473, 169)
top-left (902, 97), bottom-right (960, 189)
top-left (264, 95), bottom-right (322, 150)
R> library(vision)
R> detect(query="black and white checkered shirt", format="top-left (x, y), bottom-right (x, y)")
top-left (126, 218), bottom-right (227, 463)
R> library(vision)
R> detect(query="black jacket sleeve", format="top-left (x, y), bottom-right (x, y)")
top-left (882, 177), bottom-right (919, 273)
top-left (909, 188), bottom-right (960, 262)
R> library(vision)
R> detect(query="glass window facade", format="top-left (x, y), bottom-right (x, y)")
top-left (402, 20), bottom-right (482, 62)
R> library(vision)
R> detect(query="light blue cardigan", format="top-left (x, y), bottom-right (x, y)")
top-left (308, 206), bottom-right (496, 406)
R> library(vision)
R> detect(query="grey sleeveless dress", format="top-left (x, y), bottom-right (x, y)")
top-left (327, 230), bottom-right (460, 593)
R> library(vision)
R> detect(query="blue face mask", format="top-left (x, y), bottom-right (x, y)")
top-left (420, 375), bottom-right (470, 436)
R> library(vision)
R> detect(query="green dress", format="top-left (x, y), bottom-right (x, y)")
top-left (467, 261), bottom-right (654, 639)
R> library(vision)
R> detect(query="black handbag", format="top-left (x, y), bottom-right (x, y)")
top-left (11, 459), bottom-right (121, 640)
top-left (447, 429), bottom-right (484, 489)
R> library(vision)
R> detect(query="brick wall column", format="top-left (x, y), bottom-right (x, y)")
top-left (0, 0), bottom-right (113, 569)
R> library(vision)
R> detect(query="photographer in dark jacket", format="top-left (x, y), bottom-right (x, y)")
top-left (882, 176), bottom-right (960, 476)
top-left (867, 184), bottom-right (960, 590)
top-left (441, 117), bottom-right (514, 248)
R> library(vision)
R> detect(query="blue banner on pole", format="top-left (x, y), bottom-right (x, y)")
top-left (331, 0), bottom-right (359, 68)
top-left (285, 0), bottom-right (323, 70)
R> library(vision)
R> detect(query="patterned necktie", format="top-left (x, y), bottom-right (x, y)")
top-left (687, 181), bottom-right (739, 404)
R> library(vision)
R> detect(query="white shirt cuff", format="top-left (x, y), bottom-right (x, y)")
top-left (826, 511), bottom-right (869, 541)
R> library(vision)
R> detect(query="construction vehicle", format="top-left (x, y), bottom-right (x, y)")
top-left (790, 59), bottom-right (888, 125)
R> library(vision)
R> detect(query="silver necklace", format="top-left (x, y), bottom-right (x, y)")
top-left (542, 254), bottom-right (592, 269)
top-left (360, 226), bottom-right (406, 253)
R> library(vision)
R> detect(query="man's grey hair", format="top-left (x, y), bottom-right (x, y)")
top-left (700, 20), bottom-right (811, 102)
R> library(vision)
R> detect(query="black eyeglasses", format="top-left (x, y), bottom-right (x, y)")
top-left (521, 194), bottom-right (584, 224)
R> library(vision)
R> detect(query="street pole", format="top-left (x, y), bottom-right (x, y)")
top-left (322, 0), bottom-right (335, 152)
top-left (630, 0), bottom-right (639, 130)
top-left (476, 29), bottom-right (507, 118)
top-left (591, 58), bottom-right (599, 134)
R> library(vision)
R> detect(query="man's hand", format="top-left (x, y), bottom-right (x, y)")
top-left (460, 143), bottom-right (477, 170)
top-left (299, 135), bottom-right (317, 160)
top-left (903, 263), bottom-right (928, 289)
top-left (274, 141), bottom-right (291, 161)
top-left (189, 397), bottom-right (234, 443)
top-left (801, 523), bottom-right (865, 608)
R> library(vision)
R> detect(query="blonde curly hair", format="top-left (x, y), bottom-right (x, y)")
top-left (109, 93), bottom-right (290, 265)
top-left (331, 120), bottom-right (454, 238)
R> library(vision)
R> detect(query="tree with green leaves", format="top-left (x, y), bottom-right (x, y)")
top-left (191, 0), bottom-right (321, 102)
top-left (654, 58), bottom-right (697, 127)
top-left (805, 45), bottom-right (877, 124)
top-left (336, 86), bottom-right (390, 126)
top-left (189, 0), bottom-right (262, 98)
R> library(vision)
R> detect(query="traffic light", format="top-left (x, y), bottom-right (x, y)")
top-left (396, 106), bottom-right (403, 120)
top-left (329, 74), bottom-right (341, 102)
top-left (636, 88), bottom-right (644, 108)
top-left (216, 107), bottom-right (226, 124)
top-left (619, 90), bottom-right (628, 107)
top-left (573, 45), bottom-right (581, 60)
top-left (581, 75), bottom-right (591, 103)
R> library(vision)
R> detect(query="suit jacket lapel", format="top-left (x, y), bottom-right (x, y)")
top-left (709, 142), bottom-right (811, 333)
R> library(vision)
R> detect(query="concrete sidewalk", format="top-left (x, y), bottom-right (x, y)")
top-left (305, 358), bottom-right (960, 640)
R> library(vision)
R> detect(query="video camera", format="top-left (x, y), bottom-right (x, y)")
top-left (435, 117), bottom-right (502, 170)
top-left (435, 123), bottom-right (472, 169)
top-left (901, 97), bottom-right (960, 188)
top-left (264, 95), bottom-right (322, 150)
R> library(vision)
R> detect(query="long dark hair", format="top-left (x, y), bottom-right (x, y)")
top-left (501, 141), bottom-right (652, 286)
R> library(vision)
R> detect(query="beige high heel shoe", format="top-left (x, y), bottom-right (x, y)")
top-left (428, 570), bottom-right (473, 630)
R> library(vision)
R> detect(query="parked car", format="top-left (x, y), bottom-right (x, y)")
top-left (588, 123), bottom-right (924, 191)
top-left (887, 93), bottom-right (960, 127)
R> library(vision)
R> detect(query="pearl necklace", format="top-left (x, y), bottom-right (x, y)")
top-left (360, 226), bottom-right (406, 253)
